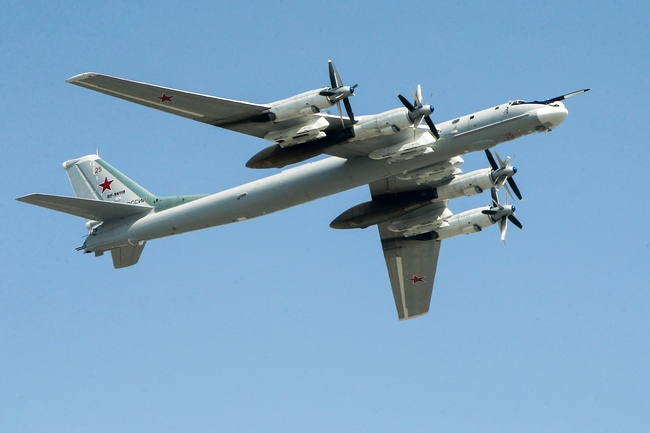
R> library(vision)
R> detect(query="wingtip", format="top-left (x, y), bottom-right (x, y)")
top-left (66, 72), bottom-right (99, 83)
top-left (399, 310), bottom-right (429, 321)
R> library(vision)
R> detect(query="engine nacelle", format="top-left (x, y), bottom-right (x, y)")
top-left (269, 88), bottom-right (336, 123)
top-left (369, 131), bottom-right (436, 162)
top-left (388, 204), bottom-right (505, 239)
top-left (430, 207), bottom-right (496, 240)
top-left (264, 117), bottom-right (330, 147)
top-left (388, 207), bottom-right (454, 237)
top-left (398, 156), bottom-right (465, 184)
top-left (350, 108), bottom-right (413, 142)
top-left (433, 168), bottom-right (494, 200)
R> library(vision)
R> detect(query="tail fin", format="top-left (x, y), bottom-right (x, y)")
top-left (63, 154), bottom-right (155, 205)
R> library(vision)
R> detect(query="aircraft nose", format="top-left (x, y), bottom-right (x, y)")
top-left (536, 104), bottom-right (568, 128)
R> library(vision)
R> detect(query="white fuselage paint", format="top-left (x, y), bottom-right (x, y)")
top-left (84, 102), bottom-right (568, 253)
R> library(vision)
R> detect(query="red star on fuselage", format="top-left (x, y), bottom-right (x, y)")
top-left (99, 177), bottom-right (114, 193)
top-left (157, 93), bottom-right (174, 103)
top-left (409, 275), bottom-right (425, 284)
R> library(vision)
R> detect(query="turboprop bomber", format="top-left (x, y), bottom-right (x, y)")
top-left (18, 61), bottom-right (589, 320)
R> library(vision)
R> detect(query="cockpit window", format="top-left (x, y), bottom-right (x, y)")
top-left (510, 100), bottom-right (527, 105)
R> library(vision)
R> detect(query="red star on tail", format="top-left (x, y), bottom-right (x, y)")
top-left (99, 177), bottom-right (113, 193)
top-left (409, 275), bottom-right (426, 284)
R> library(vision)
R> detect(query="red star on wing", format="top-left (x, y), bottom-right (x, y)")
top-left (157, 93), bottom-right (174, 103)
top-left (409, 275), bottom-right (426, 284)
top-left (99, 177), bottom-right (114, 193)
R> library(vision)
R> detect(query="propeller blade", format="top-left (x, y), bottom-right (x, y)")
top-left (508, 214), bottom-right (523, 229)
top-left (415, 84), bottom-right (423, 106)
top-left (499, 217), bottom-right (508, 241)
top-left (485, 149), bottom-right (499, 170)
top-left (343, 97), bottom-right (356, 125)
top-left (398, 93), bottom-right (416, 112)
top-left (482, 209), bottom-right (498, 215)
top-left (335, 101), bottom-right (344, 127)
top-left (328, 60), bottom-right (342, 88)
top-left (490, 187), bottom-right (499, 207)
top-left (507, 177), bottom-right (523, 201)
top-left (495, 151), bottom-right (505, 168)
top-left (424, 115), bottom-right (440, 139)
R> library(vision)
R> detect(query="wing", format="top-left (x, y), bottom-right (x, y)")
top-left (67, 72), bottom-right (350, 141)
top-left (370, 176), bottom-right (449, 320)
top-left (67, 72), bottom-right (271, 132)
top-left (378, 221), bottom-right (442, 320)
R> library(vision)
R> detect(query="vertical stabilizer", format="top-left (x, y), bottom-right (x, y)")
top-left (63, 154), bottom-right (156, 205)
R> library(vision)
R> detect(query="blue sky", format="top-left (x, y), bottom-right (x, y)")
top-left (2, 1), bottom-right (649, 432)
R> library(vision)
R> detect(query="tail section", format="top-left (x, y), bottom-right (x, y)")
top-left (17, 154), bottom-right (207, 269)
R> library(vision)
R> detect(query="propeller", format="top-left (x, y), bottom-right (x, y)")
top-left (397, 84), bottom-right (440, 139)
top-left (481, 187), bottom-right (523, 242)
top-left (319, 60), bottom-right (357, 126)
top-left (485, 149), bottom-right (522, 201)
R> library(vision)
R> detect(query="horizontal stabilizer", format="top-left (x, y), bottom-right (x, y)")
top-left (16, 193), bottom-right (151, 221)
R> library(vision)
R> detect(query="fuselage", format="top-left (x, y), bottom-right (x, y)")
top-left (83, 101), bottom-right (568, 253)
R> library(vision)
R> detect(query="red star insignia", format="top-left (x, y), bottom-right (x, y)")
top-left (99, 177), bottom-right (114, 193)
top-left (409, 275), bottom-right (426, 284)
top-left (157, 93), bottom-right (174, 103)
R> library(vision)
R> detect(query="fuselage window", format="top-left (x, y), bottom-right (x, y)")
top-left (452, 118), bottom-right (460, 124)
